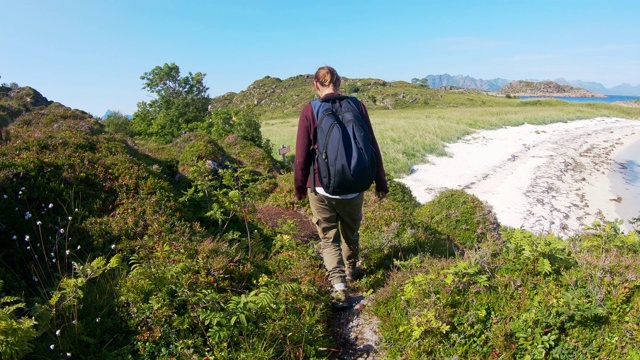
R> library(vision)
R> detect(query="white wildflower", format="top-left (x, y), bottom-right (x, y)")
top-left (56, 329), bottom-right (61, 336)
top-left (96, 317), bottom-right (100, 323)
top-left (24, 211), bottom-right (32, 220)
top-left (77, 245), bottom-right (81, 250)
top-left (36, 220), bottom-right (42, 226)
top-left (24, 235), bottom-right (29, 241)
top-left (66, 250), bottom-right (70, 255)
top-left (66, 353), bottom-right (71, 358)
top-left (68, 216), bottom-right (72, 221)
top-left (26, 246), bottom-right (30, 250)
top-left (3, 194), bottom-right (6, 199)
top-left (111, 244), bottom-right (116, 250)
top-left (59, 228), bottom-right (65, 234)
top-left (12, 235), bottom-right (16, 240)
top-left (49, 203), bottom-right (54, 208)
top-left (50, 344), bottom-right (55, 350)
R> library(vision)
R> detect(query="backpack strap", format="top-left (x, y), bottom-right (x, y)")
top-left (310, 99), bottom-right (322, 194)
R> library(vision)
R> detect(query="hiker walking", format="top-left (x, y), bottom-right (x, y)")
top-left (294, 66), bottom-right (388, 308)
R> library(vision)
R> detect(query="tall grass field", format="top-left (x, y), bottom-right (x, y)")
top-left (262, 98), bottom-right (640, 177)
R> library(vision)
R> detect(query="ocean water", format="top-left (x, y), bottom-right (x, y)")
top-left (610, 137), bottom-right (640, 226)
top-left (521, 95), bottom-right (640, 103)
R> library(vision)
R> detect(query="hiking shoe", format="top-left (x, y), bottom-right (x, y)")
top-left (346, 266), bottom-right (364, 282)
top-left (330, 287), bottom-right (350, 309)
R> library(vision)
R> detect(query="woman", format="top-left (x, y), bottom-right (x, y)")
top-left (294, 66), bottom-right (388, 308)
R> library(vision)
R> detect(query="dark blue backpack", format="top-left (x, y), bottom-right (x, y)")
top-left (311, 96), bottom-right (377, 195)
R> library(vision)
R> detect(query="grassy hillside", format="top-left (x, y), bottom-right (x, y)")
top-left (2, 83), bottom-right (640, 359)
top-left (210, 74), bottom-right (451, 120)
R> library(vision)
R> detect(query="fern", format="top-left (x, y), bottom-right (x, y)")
top-left (0, 281), bottom-right (38, 359)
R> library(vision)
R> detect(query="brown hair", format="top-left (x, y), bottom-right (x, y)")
top-left (314, 66), bottom-right (341, 88)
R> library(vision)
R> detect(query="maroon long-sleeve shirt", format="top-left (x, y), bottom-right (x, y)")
top-left (294, 93), bottom-right (389, 200)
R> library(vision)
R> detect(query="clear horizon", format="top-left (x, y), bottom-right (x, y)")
top-left (2, 0), bottom-right (639, 116)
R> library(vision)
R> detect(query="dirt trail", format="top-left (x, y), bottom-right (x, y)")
top-left (331, 294), bottom-right (382, 359)
top-left (256, 205), bottom-right (383, 359)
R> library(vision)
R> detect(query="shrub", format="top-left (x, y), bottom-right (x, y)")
top-left (346, 83), bottom-right (360, 94)
top-left (102, 111), bottom-right (132, 135)
top-left (0, 281), bottom-right (38, 359)
top-left (359, 180), bottom-right (425, 287)
top-left (414, 189), bottom-right (501, 250)
top-left (372, 225), bottom-right (640, 359)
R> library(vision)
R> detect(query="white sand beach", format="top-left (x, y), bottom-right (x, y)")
top-left (398, 117), bottom-right (640, 237)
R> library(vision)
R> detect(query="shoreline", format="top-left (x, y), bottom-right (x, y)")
top-left (397, 117), bottom-right (640, 238)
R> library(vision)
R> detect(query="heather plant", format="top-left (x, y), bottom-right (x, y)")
top-left (357, 180), bottom-right (428, 289)
top-left (0, 184), bottom-right (131, 358)
top-left (372, 225), bottom-right (640, 359)
top-left (414, 189), bottom-right (501, 251)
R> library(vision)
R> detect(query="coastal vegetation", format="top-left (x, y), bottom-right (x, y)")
top-left (1, 65), bottom-right (640, 359)
top-left (264, 97), bottom-right (640, 176)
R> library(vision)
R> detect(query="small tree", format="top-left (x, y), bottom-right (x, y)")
top-left (102, 111), bottom-right (132, 135)
top-left (411, 78), bottom-right (430, 88)
top-left (131, 63), bottom-right (210, 142)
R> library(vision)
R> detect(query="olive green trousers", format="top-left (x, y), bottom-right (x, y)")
top-left (308, 189), bottom-right (364, 285)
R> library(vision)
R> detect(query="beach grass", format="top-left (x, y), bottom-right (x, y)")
top-left (261, 98), bottom-right (640, 177)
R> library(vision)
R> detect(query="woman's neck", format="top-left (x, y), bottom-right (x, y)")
top-left (317, 87), bottom-right (338, 98)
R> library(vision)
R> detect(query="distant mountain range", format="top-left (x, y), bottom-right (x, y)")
top-left (423, 74), bottom-right (640, 96)
top-left (424, 74), bottom-right (510, 91)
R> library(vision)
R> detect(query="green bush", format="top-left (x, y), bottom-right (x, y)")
top-left (372, 225), bottom-right (640, 359)
top-left (102, 111), bottom-right (132, 135)
top-left (414, 189), bottom-right (501, 250)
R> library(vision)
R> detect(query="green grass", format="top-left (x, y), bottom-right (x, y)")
top-left (261, 98), bottom-right (640, 177)
top-left (5, 85), bottom-right (640, 359)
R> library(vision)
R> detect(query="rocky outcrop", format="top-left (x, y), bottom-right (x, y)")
top-left (496, 80), bottom-right (605, 97)
top-left (1, 86), bottom-right (53, 107)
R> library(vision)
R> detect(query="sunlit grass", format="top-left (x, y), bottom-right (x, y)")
top-left (261, 99), bottom-right (640, 177)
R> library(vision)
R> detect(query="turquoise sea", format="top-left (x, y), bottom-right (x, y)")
top-left (521, 95), bottom-right (640, 103)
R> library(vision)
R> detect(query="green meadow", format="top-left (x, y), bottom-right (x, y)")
top-left (262, 97), bottom-right (640, 176)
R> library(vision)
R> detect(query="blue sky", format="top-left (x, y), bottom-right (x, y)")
top-left (2, 0), bottom-right (639, 116)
